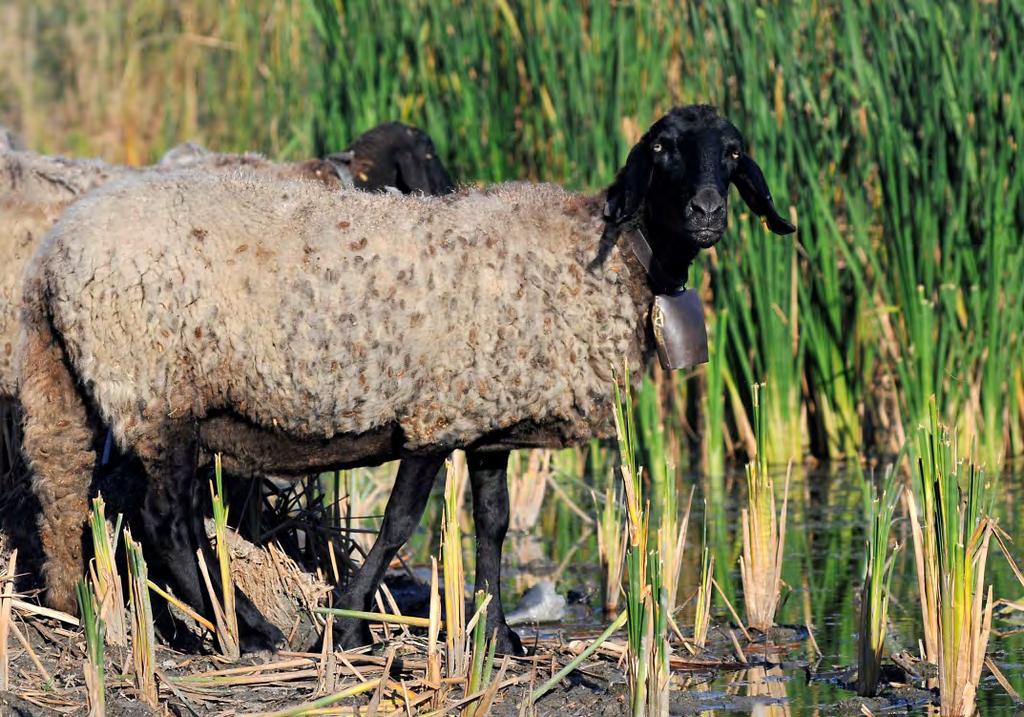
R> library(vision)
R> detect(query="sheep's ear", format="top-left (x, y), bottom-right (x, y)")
top-left (394, 150), bottom-right (436, 195)
top-left (398, 148), bottom-right (455, 195)
top-left (731, 154), bottom-right (795, 235)
top-left (604, 134), bottom-right (654, 226)
top-left (324, 151), bottom-right (354, 177)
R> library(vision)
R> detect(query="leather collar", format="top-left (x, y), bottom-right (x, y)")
top-left (624, 226), bottom-right (688, 294)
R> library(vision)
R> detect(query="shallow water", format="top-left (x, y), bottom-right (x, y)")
top-left (449, 465), bottom-right (1024, 715)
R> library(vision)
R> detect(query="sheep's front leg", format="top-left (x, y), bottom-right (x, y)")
top-left (136, 421), bottom-right (285, 653)
top-left (333, 453), bottom-right (445, 649)
top-left (467, 451), bottom-right (524, 655)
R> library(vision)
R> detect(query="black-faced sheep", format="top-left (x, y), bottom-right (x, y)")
top-left (18, 105), bottom-right (793, 654)
top-left (326, 121), bottom-right (455, 195)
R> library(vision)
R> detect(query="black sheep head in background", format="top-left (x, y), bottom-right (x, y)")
top-left (327, 121), bottom-right (455, 196)
top-left (604, 104), bottom-right (795, 289)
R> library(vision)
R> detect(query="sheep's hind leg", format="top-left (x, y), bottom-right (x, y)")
top-left (333, 453), bottom-right (445, 649)
top-left (468, 450), bottom-right (524, 656)
top-left (135, 421), bottom-right (285, 653)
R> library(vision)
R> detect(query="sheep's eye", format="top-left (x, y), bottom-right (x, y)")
top-left (729, 149), bottom-right (741, 160)
top-left (652, 143), bottom-right (663, 153)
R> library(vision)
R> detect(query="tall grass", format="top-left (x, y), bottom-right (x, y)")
top-left (0, 0), bottom-right (316, 161)
top-left (612, 369), bottom-right (673, 717)
top-left (906, 398), bottom-right (995, 716)
top-left (305, 0), bottom-right (1024, 466)
top-left (4, 1), bottom-right (1023, 464)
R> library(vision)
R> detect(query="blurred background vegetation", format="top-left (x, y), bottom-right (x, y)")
top-left (1, 0), bottom-right (1022, 469)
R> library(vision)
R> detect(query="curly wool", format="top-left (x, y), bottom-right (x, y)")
top-left (0, 149), bottom-right (343, 398)
top-left (0, 151), bottom-right (129, 396)
top-left (29, 169), bottom-right (653, 456)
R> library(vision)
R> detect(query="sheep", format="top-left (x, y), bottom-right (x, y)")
top-left (0, 124), bottom-right (454, 640)
top-left (0, 122), bottom-right (454, 401)
top-left (18, 104), bottom-right (794, 655)
top-left (325, 121), bottom-right (454, 195)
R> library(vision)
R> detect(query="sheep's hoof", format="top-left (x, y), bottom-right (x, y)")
top-left (493, 624), bottom-right (527, 657)
top-left (334, 617), bottom-right (374, 650)
top-left (240, 622), bottom-right (287, 654)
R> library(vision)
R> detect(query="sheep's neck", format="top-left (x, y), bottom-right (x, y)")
top-left (637, 215), bottom-right (699, 292)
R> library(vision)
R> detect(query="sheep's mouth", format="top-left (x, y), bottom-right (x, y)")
top-left (685, 227), bottom-right (725, 248)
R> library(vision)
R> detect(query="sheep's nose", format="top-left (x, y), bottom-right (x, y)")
top-left (688, 188), bottom-right (725, 219)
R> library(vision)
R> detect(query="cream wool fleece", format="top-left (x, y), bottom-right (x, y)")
top-left (27, 169), bottom-right (652, 453)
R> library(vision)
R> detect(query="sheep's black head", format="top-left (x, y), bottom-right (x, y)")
top-left (604, 105), bottom-right (795, 285)
top-left (327, 122), bottom-right (455, 196)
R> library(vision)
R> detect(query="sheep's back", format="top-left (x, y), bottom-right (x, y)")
top-left (38, 170), bottom-right (648, 450)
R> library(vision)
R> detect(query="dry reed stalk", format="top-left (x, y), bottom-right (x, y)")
top-left (11, 622), bottom-right (53, 687)
top-left (443, 457), bottom-right (467, 677)
top-left (426, 557), bottom-right (442, 689)
top-left (10, 598), bottom-right (79, 626)
top-left (242, 678), bottom-right (383, 717)
top-left (88, 496), bottom-right (127, 647)
top-left (508, 449), bottom-right (550, 532)
top-left (313, 607), bottom-right (432, 628)
top-left (661, 486), bottom-right (694, 613)
top-left (904, 485), bottom-right (939, 664)
top-left (739, 461), bottom-right (791, 632)
top-left (145, 580), bottom-right (215, 633)
top-left (693, 546), bottom-right (714, 649)
top-left (316, 597), bottom-right (336, 696)
top-left (0, 551), bottom-right (16, 692)
top-left (124, 531), bottom-right (158, 708)
top-left (197, 549), bottom-right (238, 660)
top-left (595, 474), bottom-right (626, 615)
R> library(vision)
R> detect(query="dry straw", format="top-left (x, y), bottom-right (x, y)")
top-left (88, 496), bottom-right (127, 647)
top-left (124, 530), bottom-right (158, 707)
top-left (739, 383), bottom-right (790, 633)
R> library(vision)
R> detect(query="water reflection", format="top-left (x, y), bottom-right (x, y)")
top-left (744, 662), bottom-right (790, 717)
top-left (404, 463), bottom-right (1024, 714)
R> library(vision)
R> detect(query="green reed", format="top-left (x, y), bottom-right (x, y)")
top-left (907, 398), bottom-right (996, 716)
top-left (75, 579), bottom-right (105, 717)
top-left (124, 530), bottom-right (158, 708)
top-left (6, 0), bottom-right (1024, 465)
top-left (612, 367), bottom-right (674, 716)
top-left (857, 467), bottom-right (901, 697)
top-left (88, 496), bottom-right (127, 648)
top-left (310, 0), bottom-right (1024, 466)
top-left (209, 455), bottom-right (239, 659)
